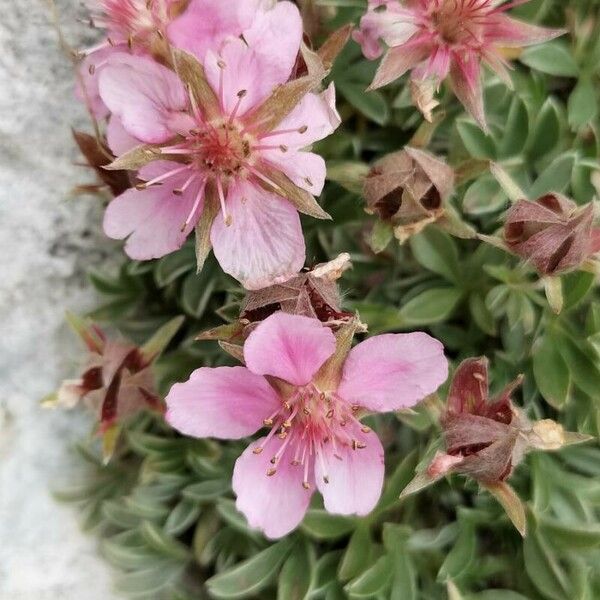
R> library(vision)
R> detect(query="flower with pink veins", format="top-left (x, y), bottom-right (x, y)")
top-left (165, 312), bottom-right (448, 538)
top-left (354, 0), bottom-right (565, 129)
top-left (98, 5), bottom-right (344, 289)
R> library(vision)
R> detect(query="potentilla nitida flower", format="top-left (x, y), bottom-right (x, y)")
top-left (99, 7), bottom-right (348, 289)
top-left (504, 193), bottom-right (600, 276)
top-left (354, 0), bottom-right (565, 130)
top-left (77, 0), bottom-right (262, 117)
top-left (401, 356), bottom-right (591, 534)
top-left (45, 313), bottom-right (183, 461)
top-left (364, 146), bottom-right (454, 243)
top-left (166, 312), bottom-right (448, 538)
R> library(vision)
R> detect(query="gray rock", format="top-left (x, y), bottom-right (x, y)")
top-left (0, 1), bottom-right (121, 598)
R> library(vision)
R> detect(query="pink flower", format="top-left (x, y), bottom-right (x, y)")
top-left (165, 312), bottom-right (448, 538)
top-left (355, 0), bottom-right (565, 129)
top-left (77, 0), bottom-right (255, 117)
top-left (98, 4), bottom-right (342, 289)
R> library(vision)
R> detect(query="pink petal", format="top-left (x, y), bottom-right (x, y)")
top-left (315, 425), bottom-right (385, 516)
top-left (210, 180), bottom-right (305, 290)
top-left (76, 45), bottom-right (127, 119)
top-left (106, 115), bottom-right (140, 156)
top-left (243, 1), bottom-right (303, 87)
top-left (485, 15), bottom-right (566, 47)
top-left (204, 38), bottom-right (284, 119)
top-left (370, 33), bottom-right (432, 89)
top-left (165, 366), bottom-right (280, 439)
top-left (244, 313), bottom-right (336, 386)
top-left (261, 150), bottom-right (326, 195)
top-left (337, 332), bottom-right (448, 412)
top-left (449, 50), bottom-right (487, 132)
top-left (233, 437), bottom-right (313, 539)
top-left (98, 54), bottom-right (188, 143)
top-left (167, 0), bottom-right (261, 61)
top-left (264, 84), bottom-right (341, 148)
top-left (103, 172), bottom-right (204, 260)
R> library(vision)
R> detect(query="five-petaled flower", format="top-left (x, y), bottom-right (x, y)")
top-left (354, 0), bottom-right (565, 129)
top-left (97, 2), bottom-right (343, 289)
top-left (166, 312), bottom-right (448, 538)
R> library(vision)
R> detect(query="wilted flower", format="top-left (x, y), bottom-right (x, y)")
top-left (504, 193), bottom-right (600, 276)
top-left (402, 356), bottom-right (591, 534)
top-left (98, 6), bottom-right (347, 289)
top-left (354, 0), bottom-right (565, 129)
top-left (45, 313), bottom-right (183, 460)
top-left (166, 312), bottom-right (448, 538)
top-left (364, 146), bottom-right (454, 243)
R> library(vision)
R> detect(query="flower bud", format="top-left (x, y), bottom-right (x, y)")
top-left (364, 147), bottom-right (454, 242)
top-left (504, 193), bottom-right (600, 275)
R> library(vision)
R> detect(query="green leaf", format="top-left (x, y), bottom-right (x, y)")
top-left (533, 335), bottom-right (570, 409)
top-left (464, 592), bottom-right (531, 600)
top-left (469, 293), bottom-right (497, 336)
top-left (339, 81), bottom-right (389, 125)
top-left (539, 516), bottom-right (600, 550)
top-left (463, 174), bottom-right (507, 215)
top-left (520, 41), bottom-right (579, 77)
top-left (301, 509), bottom-right (356, 540)
top-left (182, 479), bottom-right (230, 502)
top-left (438, 518), bottom-right (476, 581)
top-left (555, 331), bottom-right (600, 398)
top-left (499, 96), bottom-right (529, 157)
top-left (524, 522), bottom-right (572, 600)
top-left (456, 119), bottom-right (496, 159)
top-left (139, 315), bottom-right (184, 363)
top-left (115, 562), bottom-right (185, 598)
top-left (568, 77), bottom-right (598, 130)
top-left (164, 498), bottom-right (201, 536)
top-left (530, 153), bottom-right (575, 197)
top-left (140, 522), bottom-right (191, 561)
top-left (410, 229), bottom-right (460, 283)
top-left (528, 98), bottom-right (561, 159)
top-left (154, 245), bottom-right (196, 287)
top-left (399, 287), bottom-right (463, 326)
top-left (369, 220), bottom-right (394, 254)
top-left (344, 554), bottom-right (394, 598)
top-left (207, 538), bottom-right (295, 599)
top-left (339, 524), bottom-right (373, 582)
top-left (278, 541), bottom-right (314, 600)
top-left (562, 271), bottom-right (595, 310)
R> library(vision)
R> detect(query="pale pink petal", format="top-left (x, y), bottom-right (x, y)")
top-left (260, 150), bottom-right (326, 195)
top-left (315, 425), bottom-right (384, 516)
top-left (106, 115), bottom-right (140, 156)
top-left (165, 366), bottom-right (280, 439)
top-left (103, 172), bottom-right (205, 260)
top-left (243, 1), bottom-right (303, 86)
top-left (167, 0), bottom-right (267, 60)
top-left (210, 180), bottom-right (305, 290)
top-left (354, 2), bottom-right (418, 60)
top-left (98, 54), bottom-right (188, 143)
top-left (369, 33), bottom-right (433, 89)
top-left (485, 15), bottom-right (566, 47)
top-left (264, 84), bottom-right (340, 148)
top-left (204, 38), bottom-right (283, 118)
top-left (76, 45), bottom-right (127, 119)
top-left (449, 50), bottom-right (487, 132)
top-left (244, 313), bottom-right (336, 386)
top-left (337, 332), bottom-right (448, 412)
top-left (233, 437), bottom-right (313, 539)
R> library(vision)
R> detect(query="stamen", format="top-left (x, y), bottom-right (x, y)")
top-left (136, 164), bottom-right (189, 190)
top-left (180, 178), bottom-right (207, 232)
top-left (216, 177), bottom-right (231, 226)
top-left (229, 89), bottom-right (247, 122)
top-left (258, 126), bottom-right (308, 140)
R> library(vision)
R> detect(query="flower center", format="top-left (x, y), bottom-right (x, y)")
top-left (253, 382), bottom-right (370, 489)
top-left (189, 121), bottom-right (252, 177)
top-left (426, 0), bottom-right (490, 46)
top-left (96, 0), bottom-right (171, 41)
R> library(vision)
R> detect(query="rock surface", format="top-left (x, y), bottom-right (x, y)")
top-left (0, 1), bottom-right (120, 598)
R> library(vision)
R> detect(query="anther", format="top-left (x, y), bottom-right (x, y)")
top-left (263, 418), bottom-right (273, 426)
top-left (298, 125), bottom-right (308, 134)
top-left (291, 460), bottom-right (300, 466)
top-left (323, 475), bottom-right (330, 484)
top-left (361, 426), bottom-right (371, 433)
top-left (267, 468), bottom-right (277, 476)
top-left (237, 89), bottom-right (247, 98)
top-left (253, 447), bottom-right (263, 454)
top-left (305, 177), bottom-right (314, 187)
top-left (351, 405), bottom-right (360, 412)
top-left (279, 145), bottom-right (288, 152)
top-left (217, 59), bottom-right (226, 69)
top-left (302, 481), bottom-right (311, 489)
top-left (326, 409), bottom-right (334, 419)
top-left (270, 457), bottom-right (277, 464)
top-left (88, 64), bottom-right (96, 75)
top-left (283, 420), bottom-right (292, 428)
